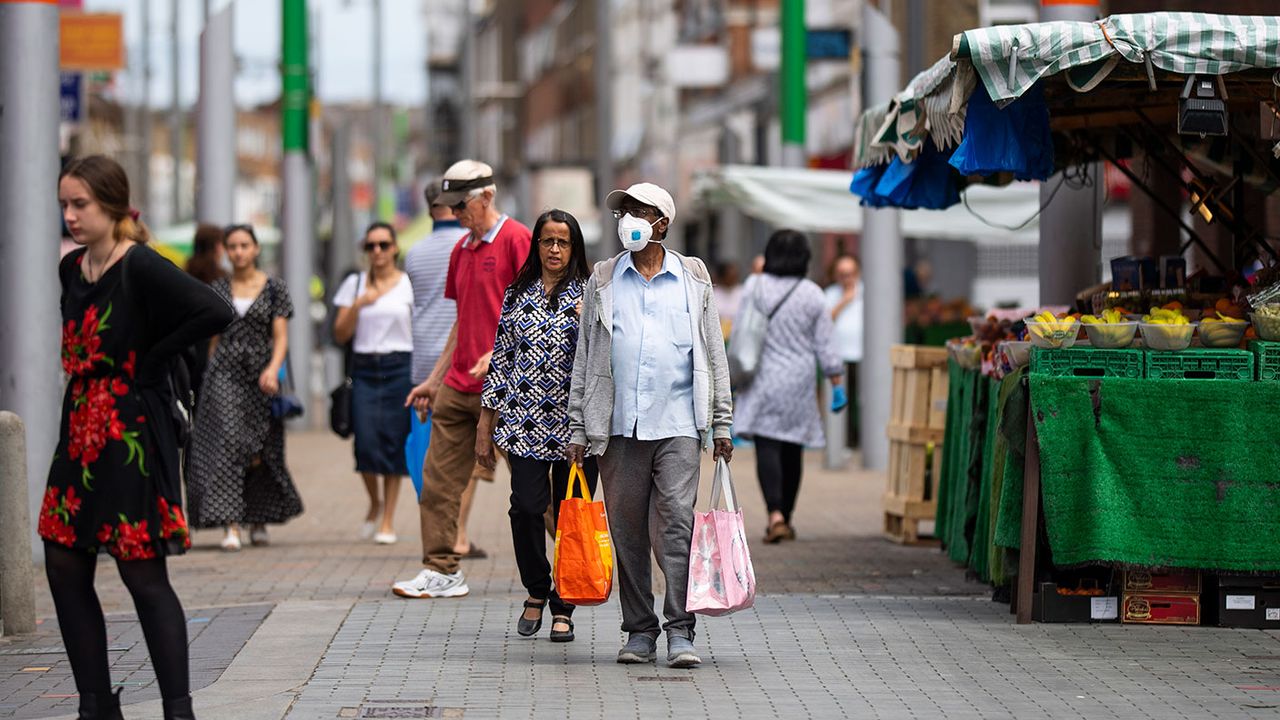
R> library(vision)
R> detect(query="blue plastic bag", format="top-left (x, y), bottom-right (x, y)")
top-left (949, 82), bottom-right (1054, 181)
top-left (405, 411), bottom-right (431, 499)
top-left (873, 143), bottom-right (961, 210)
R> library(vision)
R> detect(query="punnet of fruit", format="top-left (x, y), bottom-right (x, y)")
top-left (1079, 308), bottom-right (1138, 349)
top-left (1251, 304), bottom-right (1280, 341)
top-left (1199, 312), bottom-right (1249, 348)
top-left (1024, 311), bottom-right (1080, 349)
top-left (1140, 307), bottom-right (1195, 351)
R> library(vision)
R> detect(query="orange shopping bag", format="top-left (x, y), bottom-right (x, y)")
top-left (553, 463), bottom-right (613, 606)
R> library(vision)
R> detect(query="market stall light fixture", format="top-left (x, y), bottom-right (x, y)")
top-left (1178, 74), bottom-right (1229, 137)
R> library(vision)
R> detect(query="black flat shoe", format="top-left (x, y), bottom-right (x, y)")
top-left (517, 599), bottom-right (546, 637)
top-left (549, 615), bottom-right (575, 643)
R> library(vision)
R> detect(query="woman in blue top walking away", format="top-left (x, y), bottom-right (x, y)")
top-left (476, 209), bottom-right (598, 642)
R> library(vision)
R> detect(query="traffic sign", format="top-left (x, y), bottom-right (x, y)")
top-left (806, 28), bottom-right (854, 61)
top-left (59, 73), bottom-right (83, 124)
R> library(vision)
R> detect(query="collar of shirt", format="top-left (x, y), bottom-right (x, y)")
top-left (433, 219), bottom-right (461, 229)
top-left (614, 247), bottom-right (683, 284)
top-left (466, 214), bottom-right (509, 249)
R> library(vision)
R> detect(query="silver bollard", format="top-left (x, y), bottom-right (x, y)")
top-left (0, 411), bottom-right (36, 635)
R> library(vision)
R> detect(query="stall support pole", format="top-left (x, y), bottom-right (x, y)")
top-left (283, 0), bottom-right (315, 428)
top-left (858, 2), bottom-right (903, 471)
top-left (196, 4), bottom-right (235, 225)
top-left (1016, 404), bottom-right (1042, 625)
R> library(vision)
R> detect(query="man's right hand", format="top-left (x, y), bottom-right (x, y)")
top-left (405, 378), bottom-right (440, 414)
top-left (565, 443), bottom-right (586, 467)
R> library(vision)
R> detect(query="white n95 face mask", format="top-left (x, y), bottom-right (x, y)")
top-left (617, 213), bottom-right (658, 252)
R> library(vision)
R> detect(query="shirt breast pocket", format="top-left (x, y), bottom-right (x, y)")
top-left (668, 309), bottom-right (693, 350)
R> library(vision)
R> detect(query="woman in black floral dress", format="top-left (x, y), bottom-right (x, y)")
top-left (47, 155), bottom-right (232, 720)
top-left (187, 224), bottom-right (303, 551)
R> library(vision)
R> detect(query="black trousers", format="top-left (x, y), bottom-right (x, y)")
top-left (508, 453), bottom-right (598, 617)
top-left (754, 436), bottom-right (804, 524)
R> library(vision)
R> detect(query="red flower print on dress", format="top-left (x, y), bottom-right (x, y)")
top-left (122, 351), bottom-right (136, 379)
top-left (37, 486), bottom-right (81, 547)
top-left (67, 376), bottom-right (146, 488)
top-left (157, 496), bottom-right (192, 549)
top-left (60, 303), bottom-right (113, 376)
top-left (98, 515), bottom-right (157, 560)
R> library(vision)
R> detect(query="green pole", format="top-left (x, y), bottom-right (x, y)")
top-left (780, 0), bottom-right (806, 166)
top-left (282, 0), bottom-right (308, 153)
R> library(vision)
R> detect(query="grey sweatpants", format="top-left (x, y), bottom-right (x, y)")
top-left (597, 435), bottom-right (701, 640)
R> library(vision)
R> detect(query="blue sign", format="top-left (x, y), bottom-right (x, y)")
top-left (60, 72), bottom-right (83, 123)
top-left (807, 29), bottom-right (853, 61)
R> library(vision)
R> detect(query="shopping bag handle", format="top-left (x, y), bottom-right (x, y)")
top-left (709, 457), bottom-right (739, 511)
top-left (564, 462), bottom-right (592, 502)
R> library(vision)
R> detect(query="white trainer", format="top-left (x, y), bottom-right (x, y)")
top-left (220, 529), bottom-right (241, 552)
top-left (359, 521), bottom-right (377, 540)
top-left (391, 568), bottom-right (469, 599)
top-left (373, 532), bottom-right (397, 545)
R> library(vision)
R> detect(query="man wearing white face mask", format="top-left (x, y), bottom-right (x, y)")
top-left (566, 182), bottom-right (733, 669)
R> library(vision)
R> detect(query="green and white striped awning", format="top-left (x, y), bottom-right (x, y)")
top-left (854, 12), bottom-right (1280, 168)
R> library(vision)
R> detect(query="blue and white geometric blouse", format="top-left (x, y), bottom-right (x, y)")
top-left (481, 277), bottom-right (585, 461)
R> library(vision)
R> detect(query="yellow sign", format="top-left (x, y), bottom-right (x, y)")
top-left (60, 13), bottom-right (124, 71)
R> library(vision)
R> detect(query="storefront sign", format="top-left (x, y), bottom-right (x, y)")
top-left (59, 72), bottom-right (83, 123)
top-left (60, 13), bottom-right (124, 71)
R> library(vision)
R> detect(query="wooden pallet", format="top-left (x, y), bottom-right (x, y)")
top-left (884, 345), bottom-right (948, 545)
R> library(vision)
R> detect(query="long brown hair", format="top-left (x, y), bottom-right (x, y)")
top-left (59, 155), bottom-right (151, 245)
top-left (186, 222), bottom-right (225, 283)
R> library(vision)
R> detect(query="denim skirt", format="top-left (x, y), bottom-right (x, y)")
top-left (350, 351), bottom-right (412, 475)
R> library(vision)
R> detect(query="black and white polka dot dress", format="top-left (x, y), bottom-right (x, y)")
top-left (186, 277), bottom-right (303, 528)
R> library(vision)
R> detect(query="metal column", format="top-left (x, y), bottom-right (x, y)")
top-left (283, 0), bottom-right (315, 427)
top-left (780, 0), bottom-right (806, 169)
top-left (196, 4), bottom-right (235, 224)
top-left (858, 2), bottom-right (903, 471)
top-left (0, 0), bottom-right (62, 561)
top-left (594, 0), bottom-right (614, 248)
top-left (1038, 0), bottom-right (1102, 305)
top-left (169, 0), bottom-right (182, 225)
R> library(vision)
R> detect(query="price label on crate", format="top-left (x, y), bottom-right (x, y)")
top-left (1226, 594), bottom-right (1257, 610)
top-left (1090, 597), bottom-right (1119, 620)
top-left (1266, 608), bottom-right (1280, 621)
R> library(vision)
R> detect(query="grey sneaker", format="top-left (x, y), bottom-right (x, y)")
top-left (391, 568), bottom-right (469, 598)
top-left (615, 633), bottom-right (657, 664)
top-left (667, 634), bottom-right (701, 668)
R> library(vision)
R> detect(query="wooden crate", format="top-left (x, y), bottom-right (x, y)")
top-left (884, 345), bottom-right (948, 545)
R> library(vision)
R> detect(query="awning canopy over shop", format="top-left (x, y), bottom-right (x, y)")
top-left (694, 164), bottom-right (1133, 246)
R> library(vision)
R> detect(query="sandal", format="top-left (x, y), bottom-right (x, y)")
top-left (764, 520), bottom-right (789, 544)
top-left (549, 615), bottom-right (575, 643)
top-left (517, 599), bottom-right (546, 637)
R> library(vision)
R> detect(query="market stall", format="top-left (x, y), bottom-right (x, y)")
top-left (855, 12), bottom-right (1280, 627)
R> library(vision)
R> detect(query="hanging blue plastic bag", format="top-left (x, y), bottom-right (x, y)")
top-left (405, 411), bottom-right (431, 499)
top-left (949, 82), bottom-right (1054, 181)
top-left (873, 143), bottom-right (961, 210)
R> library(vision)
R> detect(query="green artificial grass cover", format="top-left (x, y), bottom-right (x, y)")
top-left (1029, 376), bottom-right (1280, 571)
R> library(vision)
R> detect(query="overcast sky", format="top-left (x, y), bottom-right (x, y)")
top-left (83, 0), bottom-right (428, 108)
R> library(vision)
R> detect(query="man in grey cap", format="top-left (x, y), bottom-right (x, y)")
top-left (566, 182), bottom-right (734, 668)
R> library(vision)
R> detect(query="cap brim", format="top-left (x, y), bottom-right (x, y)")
top-left (436, 190), bottom-right (469, 206)
top-left (605, 189), bottom-right (633, 210)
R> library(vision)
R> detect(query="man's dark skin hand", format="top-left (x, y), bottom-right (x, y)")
top-left (568, 439), bottom-right (732, 465)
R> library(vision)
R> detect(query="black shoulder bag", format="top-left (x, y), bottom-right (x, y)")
top-left (328, 273), bottom-right (360, 437)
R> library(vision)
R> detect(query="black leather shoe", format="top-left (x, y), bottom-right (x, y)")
top-left (549, 615), bottom-right (575, 643)
top-left (516, 599), bottom-right (546, 636)
top-left (162, 694), bottom-right (196, 720)
top-left (78, 688), bottom-right (124, 720)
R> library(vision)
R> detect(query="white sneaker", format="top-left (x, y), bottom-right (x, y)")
top-left (373, 532), bottom-right (397, 545)
top-left (391, 568), bottom-right (469, 599)
top-left (359, 521), bottom-right (377, 540)
top-left (220, 529), bottom-right (242, 552)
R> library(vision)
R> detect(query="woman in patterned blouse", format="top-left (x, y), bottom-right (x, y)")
top-left (477, 209), bottom-right (598, 643)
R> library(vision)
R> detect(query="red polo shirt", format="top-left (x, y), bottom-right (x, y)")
top-left (443, 215), bottom-right (531, 394)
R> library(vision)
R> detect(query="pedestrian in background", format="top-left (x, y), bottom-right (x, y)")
top-left (566, 182), bottom-right (734, 668)
top-left (824, 254), bottom-right (863, 449)
top-left (477, 208), bottom-right (598, 642)
top-left (736, 230), bottom-right (846, 544)
top-left (713, 261), bottom-right (745, 337)
top-left (187, 224), bottom-right (303, 551)
top-left (333, 222), bottom-right (415, 545)
top-left (395, 160), bottom-right (531, 599)
top-left (47, 154), bottom-right (233, 720)
top-left (184, 222), bottom-right (227, 406)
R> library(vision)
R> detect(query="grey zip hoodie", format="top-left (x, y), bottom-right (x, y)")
top-left (567, 249), bottom-right (733, 456)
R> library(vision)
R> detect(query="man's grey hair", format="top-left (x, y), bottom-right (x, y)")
top-left (467, 184), bottom-right (498, 201)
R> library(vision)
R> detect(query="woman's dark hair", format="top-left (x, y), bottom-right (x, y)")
top-left (186, 222), bottom-right (226, 284)
top-left (59, 154), bottom-right (151, 245)
top-left (223, 223), bottom-right (259, 245)
top-left (364, 221), bottom-right (397, 243)
top-left (510, 209), bottom-right (590, 311)
top-left (762, 229), bottom-right (811, 278)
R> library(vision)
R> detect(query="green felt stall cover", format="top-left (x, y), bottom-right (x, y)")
top-left (1029, 376), bottom-right (1280, 571)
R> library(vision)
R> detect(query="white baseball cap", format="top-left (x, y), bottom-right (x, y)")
top-left (437, 159), bottom-right (496, 206)
top-left (606, 182), bottom-right (676, 223)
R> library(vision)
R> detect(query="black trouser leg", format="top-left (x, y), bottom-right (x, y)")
top-left (754, 436), bottom-right (786, 516)
top-left (778, 440), bottom-right (805, 524)
top-left (44, 543), bottom-right (112, 697)
top-left (509, 454), bottom-right (597, 617)
top-left (115, 556), bottom-right (190, 702)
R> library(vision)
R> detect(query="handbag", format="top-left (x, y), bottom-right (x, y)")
top-left (685, 457), bottom-right (757, 616)
top-left (553, 463), bottom-right (614, 606)
top-left (328, 273), bottom-right (360, 438)
top-left (270, 357), bottom-right (305, 420)
top-left (727, 277), bottom-right (801, 387)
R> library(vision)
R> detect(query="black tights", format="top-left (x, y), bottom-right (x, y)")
top-left (754, 436), bottom-right (804, 524)
top-left (44, 542), bottom-right (190, 700)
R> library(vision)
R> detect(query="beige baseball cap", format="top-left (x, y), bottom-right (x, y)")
top-left (606, 182), bottom-right (676, 223)
top-left (437, 159), bottom-right (496, 206)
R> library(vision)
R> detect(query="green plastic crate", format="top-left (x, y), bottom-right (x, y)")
top-left (1250, 340), bottom-right (1280, 380)
top-left (1029, 347), bottom-right (1145, 378)
top-left (1145, 348), bottom-right (1254, 381)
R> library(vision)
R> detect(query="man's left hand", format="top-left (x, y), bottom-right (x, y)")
top-left (713, 438), bottom-right (733, 463)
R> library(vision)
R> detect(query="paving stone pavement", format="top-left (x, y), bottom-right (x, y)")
top-left (3, 431), bottom-right (1279, 719)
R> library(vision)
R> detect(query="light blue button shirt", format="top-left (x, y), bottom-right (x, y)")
top-left (610, 250), bottom-right (699, 440)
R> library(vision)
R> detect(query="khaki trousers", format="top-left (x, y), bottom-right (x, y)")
top-left (419, 384), bottom-right (481, 575)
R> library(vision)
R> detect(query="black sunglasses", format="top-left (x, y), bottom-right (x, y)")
top-left (363, 241), bottom-right (395, 252)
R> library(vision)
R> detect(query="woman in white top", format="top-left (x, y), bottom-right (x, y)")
top-left (333, 222), bottom-right (415, 544)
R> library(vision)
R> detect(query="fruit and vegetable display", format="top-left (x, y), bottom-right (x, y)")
top-left (1140, 306), bottom-right (1195, 351)
top-left (1025, 311), bottom-right (1081, 349)
top-left (1080, 309), bottom-right (1139, 348)
top-left (1252, 304), bottom-right (1280, 341)
top-left (1199, 312), bottom-right (1250, 348)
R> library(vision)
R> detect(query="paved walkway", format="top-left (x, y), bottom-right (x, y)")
top-left (2, 431), bottom-right (1278, 719)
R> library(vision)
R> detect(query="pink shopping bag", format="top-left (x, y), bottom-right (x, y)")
top-left (685, 458), bottom-right (756, 616)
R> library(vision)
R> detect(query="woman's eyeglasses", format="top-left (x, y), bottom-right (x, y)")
top-left (538, 237), bottom-right (572, 249)
top-left (363, 241), bottom-right (395, 253)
